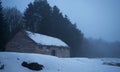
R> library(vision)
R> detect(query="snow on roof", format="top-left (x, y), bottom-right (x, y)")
top-left (26, 31), bottom-right (68, 47)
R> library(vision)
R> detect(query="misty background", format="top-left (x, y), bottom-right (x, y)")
top-left (1, 0), bottom-right (120, 57)
top-left (2, 0), bottom-right (120, 42)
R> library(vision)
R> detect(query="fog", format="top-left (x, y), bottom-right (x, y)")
top-left (2, 0), bottom-right (120, 42)
top-left (2, 0), bottom-right (120, 57)
top-left (80, 38), bottom-right (120, 57)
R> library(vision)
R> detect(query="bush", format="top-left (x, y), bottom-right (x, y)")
top-left (103, 62), bottom-right (120, 67)
top-left (0, 64), bottom-right (4, 70)
top-left (21, 61), bottom-right (44, 71)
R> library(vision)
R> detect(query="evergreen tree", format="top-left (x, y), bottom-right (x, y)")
top-left (23, 0), bottom-right (51, 32)
top-left (0, 1), bottom-right (8, 51)
top-left (24, 0), bottom-right (84, 57)
top-left (50, 6), bottom-right (84, 56)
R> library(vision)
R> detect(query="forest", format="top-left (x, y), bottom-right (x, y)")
top-left (0, 0), bottom-right (120, 57)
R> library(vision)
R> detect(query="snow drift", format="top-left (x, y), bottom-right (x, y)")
top-left (0, 52), bottom-right (120, 72)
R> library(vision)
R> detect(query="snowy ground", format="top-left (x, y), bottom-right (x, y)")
top-left (0, 52), bottom-right (120, 72)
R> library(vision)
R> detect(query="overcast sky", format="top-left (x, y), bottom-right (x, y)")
top-left (2, 0), bottom-right (120, 42)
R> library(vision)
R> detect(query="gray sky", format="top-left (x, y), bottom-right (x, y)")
top-left (2, 0), bottom-right (120, 42)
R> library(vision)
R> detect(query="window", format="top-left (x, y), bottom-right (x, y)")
top-left (51, 50), bottom-right (56, 56)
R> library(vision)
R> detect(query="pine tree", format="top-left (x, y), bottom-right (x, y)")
top-left (0, 1), bottom-right (8, 51)
top-left (24, 0), bottom-right (84, 57)
top-left (23, 0), bottom-right (51, 32)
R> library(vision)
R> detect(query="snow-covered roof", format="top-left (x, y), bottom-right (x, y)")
top-left (26, 31), bottom-right (68, 47)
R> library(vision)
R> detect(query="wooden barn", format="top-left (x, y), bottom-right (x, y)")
top-left (5, 30), bottom-right (70, 57)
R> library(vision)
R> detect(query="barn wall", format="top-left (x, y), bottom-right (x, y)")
top-left (34, 46), bottom-right (70, 57)
top-left (5, 31), bottom-right (39, 53)
top-left (5, 30), bottom-right (70, 57)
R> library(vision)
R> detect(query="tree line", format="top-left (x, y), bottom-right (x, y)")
top-left (81, 38), bottom-right (120, 57)
top-left (0, 0), bottom-right (83, 57)
top-left (0, 0), bottom-right (22, 51)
